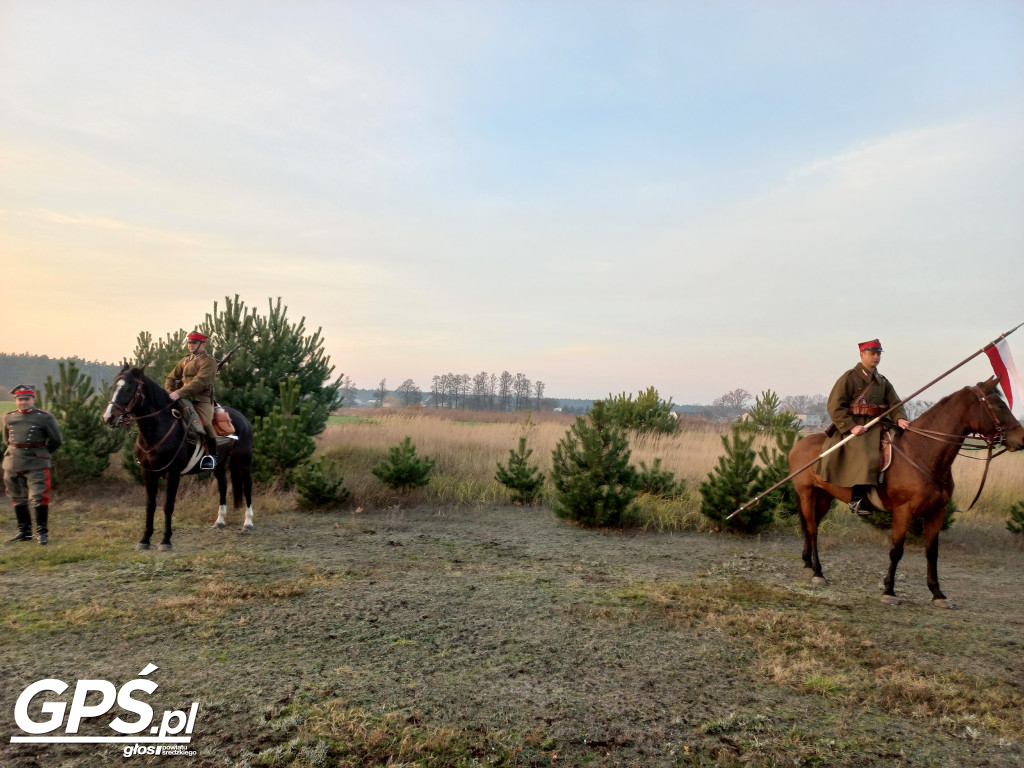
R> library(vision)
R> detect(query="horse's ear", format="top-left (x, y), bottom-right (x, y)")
top-left (980, 375), bottom-right (1000, 393)
top-left (120, 360), bottom-right (129, 372)
top-left (140, 364), bottom-right (147, 376)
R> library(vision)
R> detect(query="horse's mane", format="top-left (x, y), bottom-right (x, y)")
top-left (123, 367), bottom-right (172, 407)
top-left (910, 381), bottom-right (1009, 429)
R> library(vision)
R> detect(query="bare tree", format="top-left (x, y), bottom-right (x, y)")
top-left (375, 378), bottom-right (388, 407)
top-left (472, 371), bottom-right (490, 411)
top-left (498, 371), bottom-right (513, 411)
top-left (396, 378), bottom-right (422, 407)
top-left (534, 380), bottom-right (545, 409)
top-left (513, 373), bottom-right (532, 411)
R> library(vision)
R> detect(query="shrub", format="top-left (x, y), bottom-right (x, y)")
top-left (636, 458), bottom-right (684, 498)
top-left (495, 437), bottom-right (545, 503)
top-left (1008, 501), bottom-right (1024, 535)
top-left (550, 401), bottom-right (638, 527)
top-left (293, 457), bottom-right (350, 510)
top-left (699, 424), bottom-right (775, 532)
top-left (738, 390), bottom-right (802, 437)
top-left (600, 386), bottom-right (679, 435)
top-left (371, 436), bottom-right (434, 491)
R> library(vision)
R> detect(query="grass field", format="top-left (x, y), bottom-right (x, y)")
top-left (2, 412), bottom-right (1023, 767)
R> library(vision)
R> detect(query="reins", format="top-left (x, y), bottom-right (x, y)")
top-left (108, 375), bottom-right (190, 474)
top-left (897, 385), bottom-right (1009, 510)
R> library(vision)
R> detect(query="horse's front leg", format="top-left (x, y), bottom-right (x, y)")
top-left (801, 490), bottom-right (830, 584)
top-left (882, 512), bottom-right (911, 604)
top-left (158, 472), bottom-right (180, 552)
top-left (213, 464), bottom-right (228, 530)
top-left (138, 472), bottom-right (160, 551)
top-left (922, 510), bottom-right (950, 608)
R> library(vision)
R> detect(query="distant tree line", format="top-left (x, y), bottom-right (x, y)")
top-left (359, 371), bottom-right (559, 411)
top-left (0, 353), bottom-right (119, 395)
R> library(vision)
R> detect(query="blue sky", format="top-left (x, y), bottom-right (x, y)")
top-left (2, 1), bottom-right (1023, 405)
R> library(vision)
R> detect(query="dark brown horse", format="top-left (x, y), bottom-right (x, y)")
top-left (103, 365), bottom-right (255, 551)
top-left (790, 377), bottom-right (1023, 606)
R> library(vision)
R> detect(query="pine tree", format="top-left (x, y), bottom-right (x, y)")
top-left (1007, 501), bottom-right (1024, 535)
top-left (550, 401), bottom-right (638, 527)
top-left (293, 456), bottom-right (350, 510)
top-left (601, 386), bottom-right (680, 435)
top-left (756, 428), bottom-right (799, 516)
top-left (40, 360), bottom-right (123, 487)
top-left (252, 379), bottom-right (317, 485)
top-left (372, 437), bottom-right (435, 491)
top-left (636, 457), bottom-right (684, 498)
top-left (495, 437), bottom-right (545, 503)
top-left (700, 424), bottom-right (775, 532)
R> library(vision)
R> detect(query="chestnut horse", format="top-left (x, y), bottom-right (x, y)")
top-left (103, 365), bottom-right (255, 551)
top-left (790, 377), bottom-right (1023, 606)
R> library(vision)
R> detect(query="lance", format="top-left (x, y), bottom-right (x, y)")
top-left (726, 322), bottom-right (1024, 520)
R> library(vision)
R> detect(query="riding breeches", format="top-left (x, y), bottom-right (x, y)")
top-left (4, 468), bottom-right (51, 508)
top-left (177, 398), bottom-right (217, 439)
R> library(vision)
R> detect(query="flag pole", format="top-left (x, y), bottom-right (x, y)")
top-left (726, 322), bottom-right (1024, 521)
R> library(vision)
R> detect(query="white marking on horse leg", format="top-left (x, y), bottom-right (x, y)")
top-left (243, 505), bottom-right (255, 531)
top-left (214, 504), bottom-right (227, 530)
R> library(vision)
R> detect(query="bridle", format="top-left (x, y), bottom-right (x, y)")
top-left (107, 374), bottom-right (188, 473)
top-left (897, 385), bottom-right (1012, 509)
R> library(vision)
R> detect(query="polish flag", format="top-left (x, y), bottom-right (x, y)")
top-left (984, 339), bottom-right (1022, 410)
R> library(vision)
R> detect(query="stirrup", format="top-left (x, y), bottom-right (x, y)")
top-left (849, 498), bottom-right (870, 516)
top-left (200, 455), bottom-right (216, 471)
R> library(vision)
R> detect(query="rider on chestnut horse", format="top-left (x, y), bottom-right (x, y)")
top-left (817, 339), bottom-right (910, 515)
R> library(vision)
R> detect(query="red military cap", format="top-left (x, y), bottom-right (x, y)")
top-left (858, 339), bottom-right (883, 353)
top-left (186, 331), bottom-right (207, 343)
top-left (11, 384), bottom-right (36, 398)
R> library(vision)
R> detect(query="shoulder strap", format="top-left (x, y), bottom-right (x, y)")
top-left (850, 372), bottom-right (875, 404)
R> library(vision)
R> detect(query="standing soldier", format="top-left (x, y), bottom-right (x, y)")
top-left (817, 339), bottom-right (910, 514)
top-left (3, 385), bottom-right (63, 544)
top-left (166, 331), bottom-right (219, 471)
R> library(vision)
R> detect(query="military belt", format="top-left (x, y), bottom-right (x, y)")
top-left (11, 442), bottom-right (47, 448)
top-left (849, 404), bottom-right (887, 416)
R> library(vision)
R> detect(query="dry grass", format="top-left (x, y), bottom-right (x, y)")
top-left (315, 412), bottom-right (1024, 539)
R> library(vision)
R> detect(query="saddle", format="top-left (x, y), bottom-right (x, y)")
top-left (862, 428), bottom-right (897, 514)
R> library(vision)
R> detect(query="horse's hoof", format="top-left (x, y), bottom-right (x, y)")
top-left (931, 598), bottom-right (952, 609)
top-left (213, 522), bottom-right (225, 530)
top-left (881, 594), bottom-right (899, 605)
top-left (810, 575), bottom-right (827, 585)
top-left (158, 544), bottom-right (172, 552)
top-left (242, 524), bottom-right (254, 532)
top-left (136, 543), bottom-right (150, 552)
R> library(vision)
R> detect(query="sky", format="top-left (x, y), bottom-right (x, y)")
top-left (2, 1), bottom-right (1023, 407)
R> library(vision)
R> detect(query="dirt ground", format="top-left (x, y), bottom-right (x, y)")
top-left (1, 501), bottom-right (1022, 767)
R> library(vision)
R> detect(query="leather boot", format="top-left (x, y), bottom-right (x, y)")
top-left (200, 436), bottom-right (217, 471)
top-left (36, 505), bottom-right (49, 545)
top-left (849, 486), bottom-right (871, 516)
top-left (7, 504), bottom-right (33, 542)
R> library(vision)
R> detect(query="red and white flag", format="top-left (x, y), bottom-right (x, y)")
top-left (984, 339), bottom-right (1022, 410)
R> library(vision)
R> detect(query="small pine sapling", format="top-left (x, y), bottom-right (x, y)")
top-left (293, 456), bottom-right (350, 510)
top-left (495, 437), bottom-right (545, 504)
top-left (1006, 501), bottom-right (1024, 535)
top-left (700, 424), bottom-right (774, 532)
top-left (372, 436), bottom-right (435, 491)
top-left (636, 458), bottom-right (684, 498)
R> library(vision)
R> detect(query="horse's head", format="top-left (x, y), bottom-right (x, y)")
top-left (974, 377), bottom-right (1024, 452)
top-left (102, 363), bottom-right (147, 427)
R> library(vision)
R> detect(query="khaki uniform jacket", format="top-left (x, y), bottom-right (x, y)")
top-left (816, 363), bottom-right (907, 487)
top-left (3, 408), bottom-right (64, 472)
top-left (166, 352), bottom-right (216, 404)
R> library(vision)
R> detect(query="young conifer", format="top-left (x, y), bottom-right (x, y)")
top-left (495, 437), bottom-right (545, 503)
top-left (699, 424), bottom-right (774, 532)
top-left (550, 401), bottom-right (638, 527)
top-left (372, 436), bottom-right (435, 491)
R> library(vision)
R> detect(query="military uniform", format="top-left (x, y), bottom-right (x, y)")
top-left (165, 349), bottom-right (217, 435)
top-left (166, 331), bottom-right (219, 471)
top-left (3, 385), bottom-right (63, 544)
top-left (817, 362), bottom-right (907, 488)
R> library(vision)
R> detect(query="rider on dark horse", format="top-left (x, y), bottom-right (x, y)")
top-left (166, 331), bottom-right (219, 471)
top-left (817, 339), bottom-right (911, 515)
